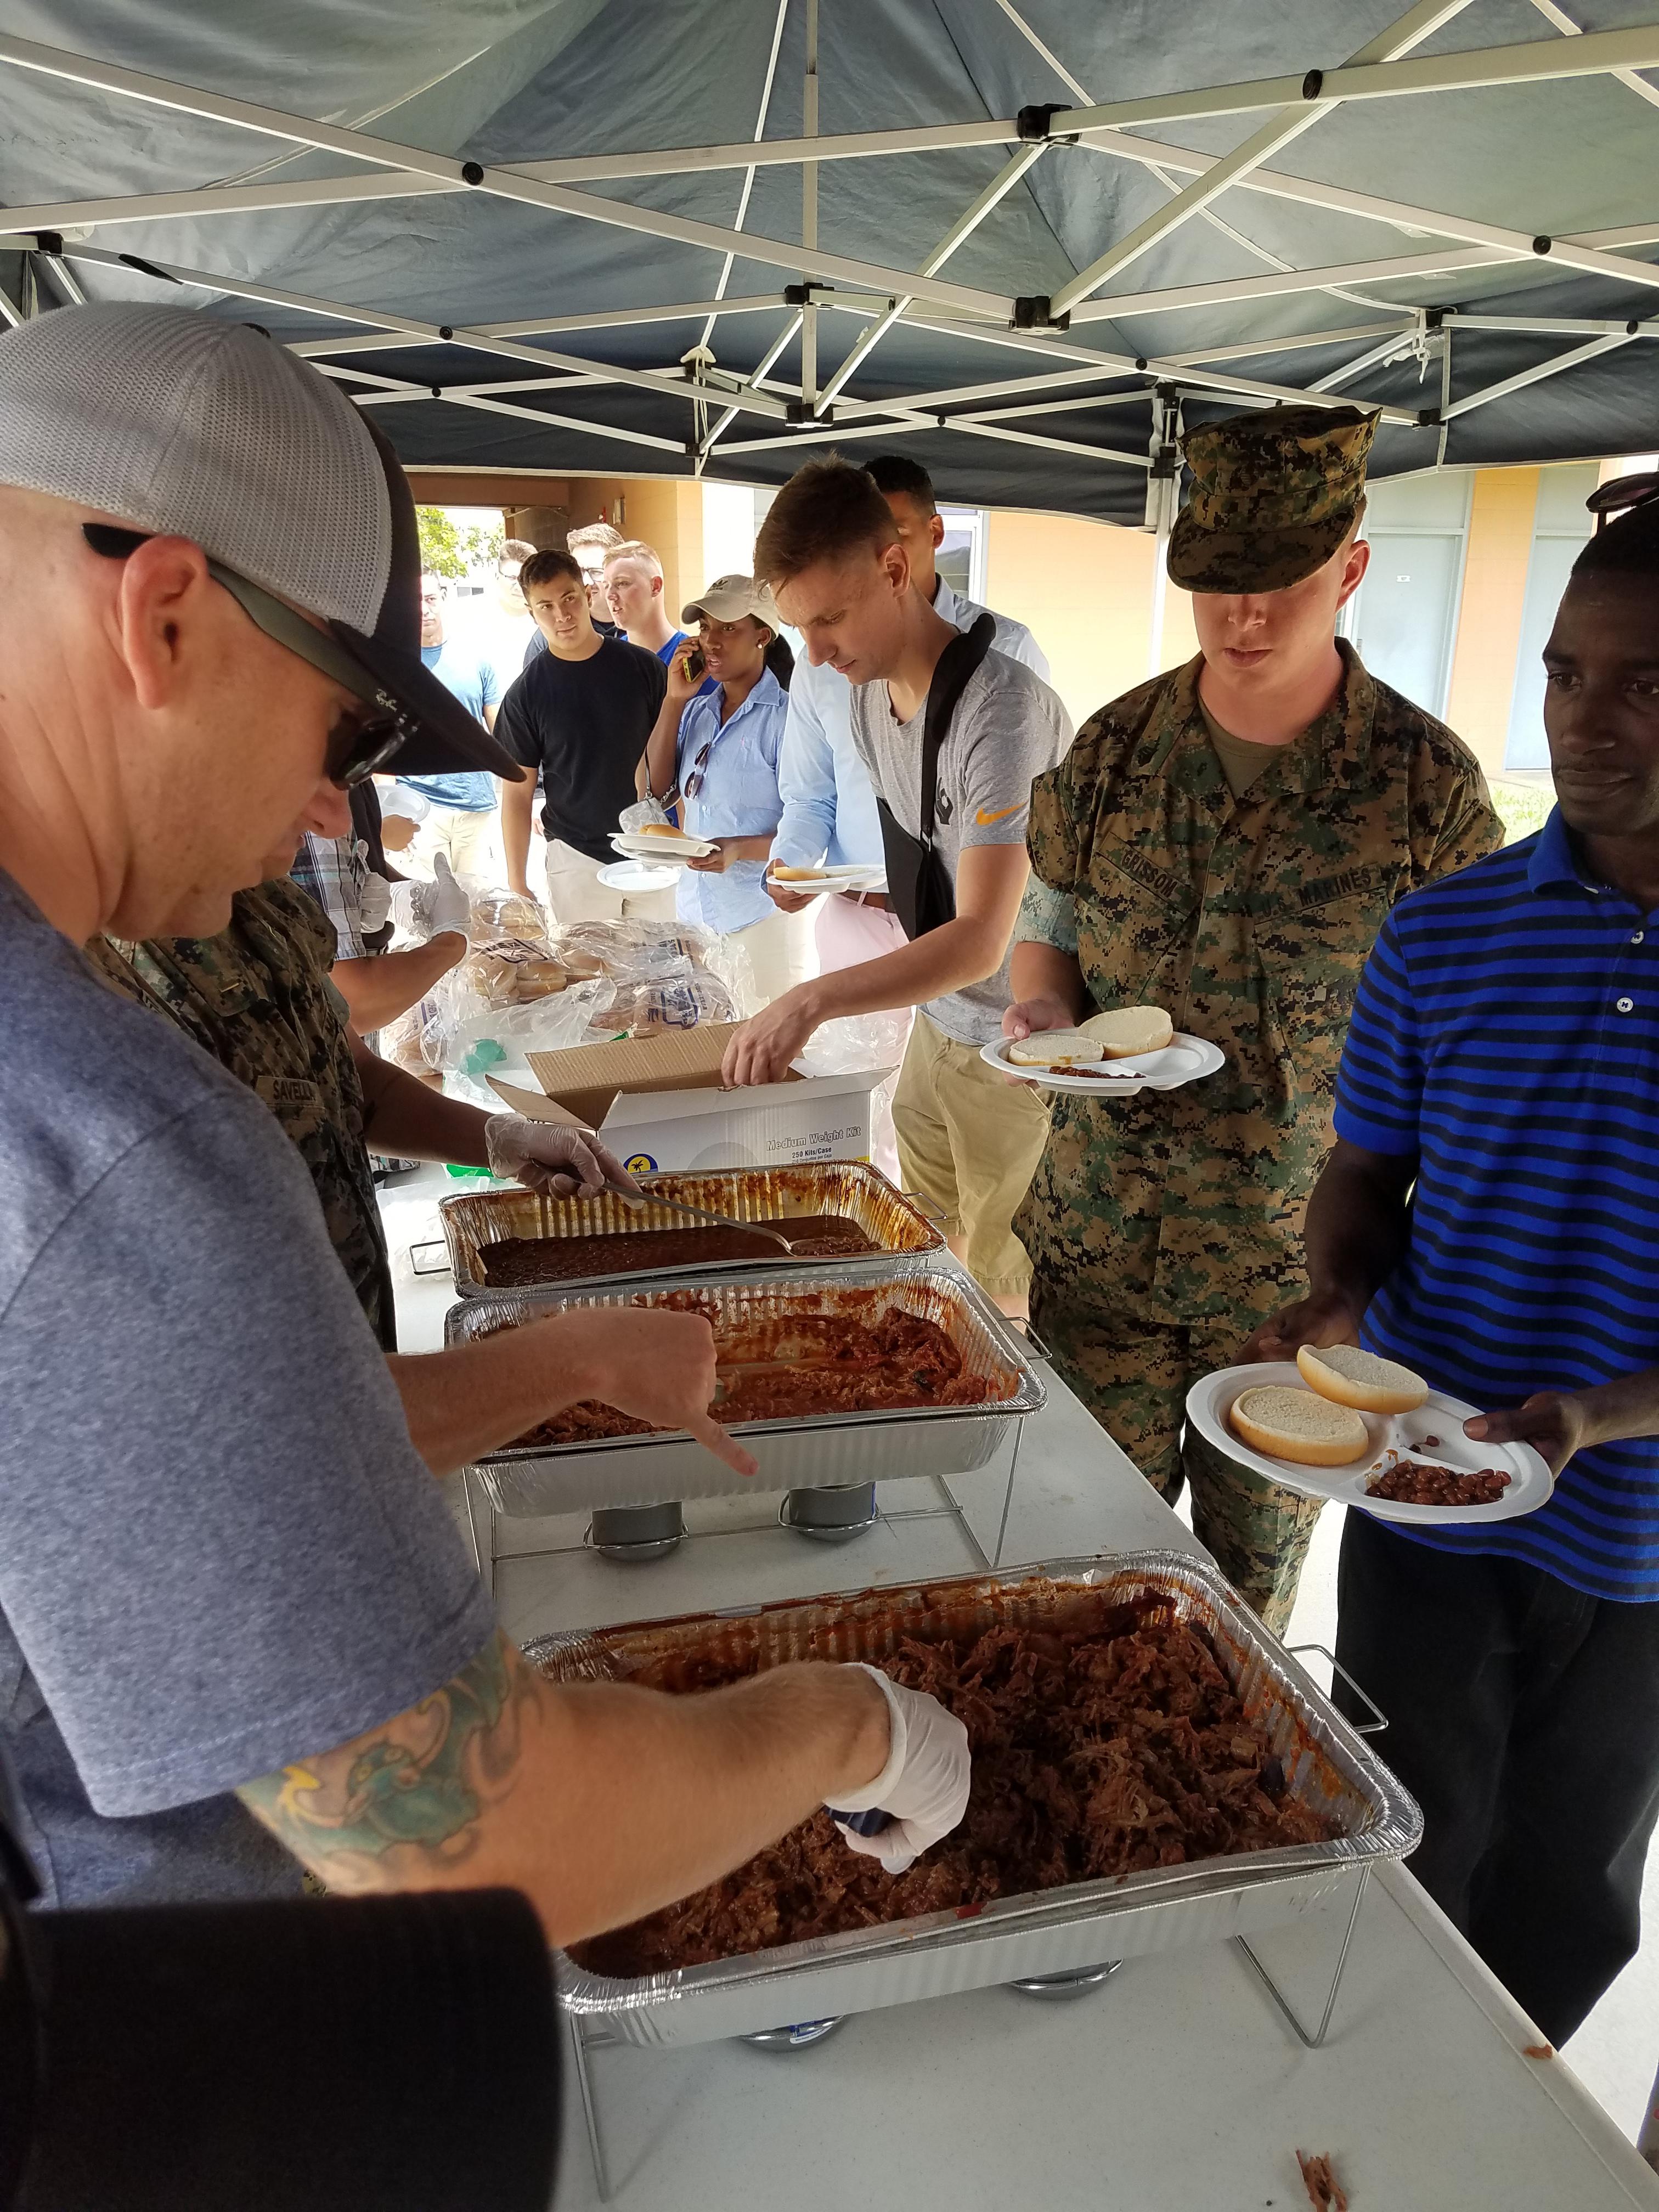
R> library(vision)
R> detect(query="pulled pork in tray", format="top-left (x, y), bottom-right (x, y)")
top-left (504, 1296), bottom-right (1011, 1446)
top-left (570, 1610), bottom-right (1336, 1979)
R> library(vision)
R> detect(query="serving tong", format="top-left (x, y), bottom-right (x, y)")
top-left (611, 1185), bottom-right (796, 1254)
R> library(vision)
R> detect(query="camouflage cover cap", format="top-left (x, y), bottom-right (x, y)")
top-left (1168, 403), bottom-right (1379, 594)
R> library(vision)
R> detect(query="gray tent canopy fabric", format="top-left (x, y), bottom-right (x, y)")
top-left (3, 0), bottom-right (1659, 525)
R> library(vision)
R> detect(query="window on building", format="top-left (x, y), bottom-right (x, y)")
top-left (937, 505), bottom-right (987, 602)
top-left (1504, 464), bottom-right (1600, 771)
top-left (1342, 470), bottom-right (1473, 720)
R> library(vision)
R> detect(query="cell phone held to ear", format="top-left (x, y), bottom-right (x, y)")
top-left (684, 645), bottom-right (706, 680)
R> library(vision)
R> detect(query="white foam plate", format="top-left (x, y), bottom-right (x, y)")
top-left (611, 831), bottom-right (716, 861)
top-left (597, 859), bottom-right (679, 893)
top-left (765, 862), bottom-right (887, 893)
top-left (978, 1032), bottom-right (1225, 1095)
top-left (1185, 1362), bottom-right (1554, 1525)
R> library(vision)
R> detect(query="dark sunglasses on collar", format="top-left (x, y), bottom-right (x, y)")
top-left (82, 522), bottom-right (408, 789)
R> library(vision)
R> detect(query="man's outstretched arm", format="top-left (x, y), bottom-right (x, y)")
top-left (238, 1630), bottom-right (894, 1948)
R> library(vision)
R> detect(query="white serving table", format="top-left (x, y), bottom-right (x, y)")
top-left (382, 1167), bottom-right (1659, 2211)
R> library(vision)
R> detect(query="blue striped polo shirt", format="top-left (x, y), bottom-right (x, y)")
top-left (1333, 806), bottom-right (1659, 1600)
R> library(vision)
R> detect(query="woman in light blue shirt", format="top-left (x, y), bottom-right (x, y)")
top-left (643, 574), bottom-right (803, 1001)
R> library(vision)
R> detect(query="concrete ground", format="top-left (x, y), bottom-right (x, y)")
top-left (1278, 1500), bottom-right (1658, 2151)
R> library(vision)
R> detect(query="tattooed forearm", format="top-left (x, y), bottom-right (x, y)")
top-left (237, 1630), bottom-right (540, 1890)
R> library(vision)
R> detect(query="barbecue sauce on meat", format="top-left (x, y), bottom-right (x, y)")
top-left (507, 1307), bottom-right (998, 1444)
top-left (571, 1616), bottom-right (1336, 1978)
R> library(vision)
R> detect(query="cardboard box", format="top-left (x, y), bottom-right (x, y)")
top-left (488, 1024), bottom-right (895, 1176)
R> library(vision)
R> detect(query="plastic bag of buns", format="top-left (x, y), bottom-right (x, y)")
top-left (462, 935), bottom-right (567, 1006)
top-left (464, 887), bottom-right (546, 944)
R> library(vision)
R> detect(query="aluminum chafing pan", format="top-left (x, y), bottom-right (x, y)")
top-left (442, 1162), bottom-right (943, 1297)
top-left (525, 1551), bottom-right (1421, 2047)
top-left (447, 1255), bottom-right (1043, 1516)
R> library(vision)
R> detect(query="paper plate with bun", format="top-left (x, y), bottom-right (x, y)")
top-left (1186, 1361), bottom-right (1554, 1526)
top-left (765, 859), bottom-right (887, 894)
top-left (981, 1006), bottom-right (1221, 1094)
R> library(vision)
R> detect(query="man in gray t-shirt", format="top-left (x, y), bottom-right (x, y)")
top-left (0, 305), bottom-right (966, 1928)
top-left (849, 651), bottom-right (1071, 1045)
top-left (727, 458), bottom-right (1073, 1311)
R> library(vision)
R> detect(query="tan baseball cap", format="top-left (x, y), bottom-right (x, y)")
top-left (681, 573), bottom-right (782, 634)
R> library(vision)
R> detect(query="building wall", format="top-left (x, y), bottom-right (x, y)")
top-left (983, 508), bottom-right (1170, 730)
top-left (1443, 467), bottom-right (1540, 779)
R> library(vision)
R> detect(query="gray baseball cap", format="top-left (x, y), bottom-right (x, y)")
top-left (0, 301), bottom-right (521, 781)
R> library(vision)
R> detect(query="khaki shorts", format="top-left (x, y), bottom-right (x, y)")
top-left (891, 1011), bottom-right (1051, 1299)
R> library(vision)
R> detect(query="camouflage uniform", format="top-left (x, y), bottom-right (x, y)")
top-left (88, 878), bottom-right (397, 1350)
top-left (1015, 404), bottom-right (1502, 1637)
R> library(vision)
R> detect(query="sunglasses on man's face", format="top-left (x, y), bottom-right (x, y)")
top-left (82, 523), bottom-right (409, 789)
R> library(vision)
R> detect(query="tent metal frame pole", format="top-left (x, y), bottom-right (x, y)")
top-left (1311, 323), bottom-right (1426, 392)
top-left (1050, 22), bottom-right (1659, 138)
top-left (813, 140), bottom-right (1050, 414)
top-left (1048, 0), bottom-right (1479, 317)
top-left (54, 240), bottom-right (804, 425)
top-left (700, 309), bottom-right (805, 459)
top-left (695, 0), bottom-right (791, 358)
top-left (1449, 313), bottom-right (1659, 336)
top-left (1165, 321), bottom-right (1414, 366)
top-left (1440, 330), bottom-right (1639, 419)
top-left (1075, 127), bottom-right (1659, 294)
top-left (1065, 248), bottom-right (1508, 324)
top-left (715, 413), bottom-right (1152, 465)
top-left (9, 23), bottom-right (1657, 196)
top-left (314, 363), bottom-right (690, 454)
top-left (856, 304), bottom-right (1427, 420)
top-left (287, 297), bottom-right (793, 354)
top-left (0, 34), bottom-right (1018, 323)
top-left (0, 32), bottom-right (1020, 184)
top-left (1527, 0), bottom-right (1659, 112)
top-left (799, 0), bottom-right (820, 407)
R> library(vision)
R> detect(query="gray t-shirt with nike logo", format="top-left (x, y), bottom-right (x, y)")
top-left (850, 648), bottom-right (1073, 1043)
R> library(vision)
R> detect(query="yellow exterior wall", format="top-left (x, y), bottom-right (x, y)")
top-left (1443, 466), bottom-right (1540, 780)
top-left (983, 509), bottom-right (1164, 729)
top-left (604, 477), bottom-right (704, 616)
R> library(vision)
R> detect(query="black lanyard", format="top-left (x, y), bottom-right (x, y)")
top-left (876, 613), bottom-right (996, 940)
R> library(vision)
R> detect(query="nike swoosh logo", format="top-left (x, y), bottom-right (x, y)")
top-left (975, 802), bottom-right (1025, 826)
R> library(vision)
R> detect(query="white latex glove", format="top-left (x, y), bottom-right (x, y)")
top-left (828, 1664), bottom-right (972, 1875)
top-left (483, 1115), bottom-right (645, 1200)
top-left (392, 851), bottom-right (473, 941)
top-left (354, 843), bottom-right (392, 933)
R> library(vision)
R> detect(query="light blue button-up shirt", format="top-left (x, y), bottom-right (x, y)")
top-left (675, 665), bottom-right (788, 934)
top-left (770, 581), bottom-right (1050, 872)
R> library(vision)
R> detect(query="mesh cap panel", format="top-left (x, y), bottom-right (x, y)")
top-left (0, 302), bottom-right (391, 631)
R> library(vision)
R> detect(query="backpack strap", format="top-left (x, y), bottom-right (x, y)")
top-left (918, 612), bottom-right (997, 846)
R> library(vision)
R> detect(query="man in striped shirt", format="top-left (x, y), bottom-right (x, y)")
top-left (1245, 484), bottom-right (1659, 2046)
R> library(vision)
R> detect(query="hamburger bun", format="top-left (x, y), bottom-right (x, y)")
top-left (1080, 1006), bottom-right (1174, 1058)
top-left (1229, 1385), bottom-right (1369, 1467)
top-left (769, 863), bottom-right (826, 882)
top-left (1006, 1029), bottom-right (1107, 1069)
top-left (1297, 1342), bottom-right (1429, 1415)
top-left (636, 822), bottom-right (686, 839)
